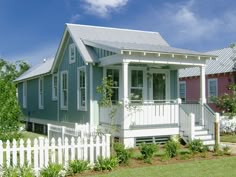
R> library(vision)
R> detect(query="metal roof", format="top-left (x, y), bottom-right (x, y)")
top-left (15, 58), bottom-right (54, 82)
top-left (179, 47), bottom-right (236, 78)
top-left (83, 40), bottom-right (204, 55)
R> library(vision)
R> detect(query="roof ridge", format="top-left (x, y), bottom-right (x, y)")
top-left (66, 23), bottom-right (160, 35)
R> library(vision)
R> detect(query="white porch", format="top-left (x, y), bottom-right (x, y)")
top-left (97, 50), bottom-right (219, 147)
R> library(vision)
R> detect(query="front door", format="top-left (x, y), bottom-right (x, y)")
top-left (153, 73), bottom-right (166, 100)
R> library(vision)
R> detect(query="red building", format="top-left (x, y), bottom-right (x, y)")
top-left (179, 47), bottom-right (236, 112)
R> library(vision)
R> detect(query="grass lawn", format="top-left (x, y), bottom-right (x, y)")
top-left (21, 131), bottom-right (46, 141)
top-left (86, 156), bottom-right (236, 177)
top-left (221, 134), bottom-right (236, 143)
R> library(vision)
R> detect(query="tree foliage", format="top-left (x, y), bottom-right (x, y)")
top-left (213, 84), bottom-right (236, 118)
top-left (0, 58), bottom-right (30, 141)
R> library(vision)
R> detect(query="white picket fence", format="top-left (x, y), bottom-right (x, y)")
top-left (0, 134), bottom-right (110, 174)
top-left (47, 123), bottom-right (97, 144)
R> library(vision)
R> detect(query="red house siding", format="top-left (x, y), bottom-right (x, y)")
top-left (180, 72), bottom-right (236, 112)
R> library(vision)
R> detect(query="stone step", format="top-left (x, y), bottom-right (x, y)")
top-left (195, 126), bottom-right (204, 131)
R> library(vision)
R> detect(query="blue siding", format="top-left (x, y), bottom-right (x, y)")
top-left (93, 47), bottom-right (116, 58)
top-left (58, 37), bottom-right (90, 124)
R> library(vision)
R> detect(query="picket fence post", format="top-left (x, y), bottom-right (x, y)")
top-left (26, 139), bottom-right (32, 166)
top-left (0, 140), bottom-right (3, 167)
top-left (12, 139), bottom-right (17, 167)
top-left (6, 140), bottom-right (10, 167)
top-left (34, 138), bottom-right (39, 171)
top-left (19, 139), bottom-right (24, 167)
top-left (106, 134), bottom-right (111, 158)
top-left (51, 138), bottom-right (56, 163)
top-left (58, 138), bottom-right (63, 164)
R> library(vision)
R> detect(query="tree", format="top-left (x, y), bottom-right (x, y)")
top-left (0, 59), bottom-right (30, 141)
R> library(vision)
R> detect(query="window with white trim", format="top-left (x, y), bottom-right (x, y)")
top-left (107, 69), bottom-right (119, 103)
top-left (208, 78), bottom-right (218, 102)
top-left (38, 77), bottom-right (44, 109)
top-left (69, 43), bottom-right (76, 64)
top-left (179, 81), bottom-right (186, 102)
top-left (61, 71), bottom-right (68, 109)
top-left (130, 70), bottom-right (143, 101)
top-left (23, 81), bottom-right (27, 108)
top-left (52, 74), bottom-right (58, 100)
top-left (78, 67), bottom-right (87, 110)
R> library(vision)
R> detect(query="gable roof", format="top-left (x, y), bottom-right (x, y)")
top-left (179, 47), bottom-right (236, 78)
top-left (15, 58), bottom-right (54, 82)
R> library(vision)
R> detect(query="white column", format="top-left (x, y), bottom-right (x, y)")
top-left (200, 66), bottom-right (206, 104)
top-left (122, 62), bottom-right (129, 130)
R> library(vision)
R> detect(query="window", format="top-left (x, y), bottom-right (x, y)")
top-left (208, 78), bottom-right (218, 102)
top-left (107, 69), bottom-right (119, 103)
top-left (130, 70), bottom-right (143, 101)
top-left (61, 71), bottom-right (68, 109)
top-left (179, 81), bottom-right (186, 102)
top-left (38, 77), bottom-right (44, 109)
top-left (23, 81), bottom-right (27, 108)
top-left (78, 67), bottom-right (87, 110)
top-left (69, 43), bottom-right (76, 64)
top-left (52, 74), bottom-right (58, 100)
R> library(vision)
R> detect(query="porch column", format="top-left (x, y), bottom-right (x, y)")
top-left (200, 66), bottom-right (206, 126)
top-left (200, 66), bottom-right (206, 104)
top-left (122, 62), bottom-right (129, 129)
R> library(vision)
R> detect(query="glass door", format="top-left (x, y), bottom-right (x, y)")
top-left (152, 73), bottom-right (166, 101)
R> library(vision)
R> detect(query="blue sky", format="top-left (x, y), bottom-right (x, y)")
top-left (1, 0), bottom-right (236, 66)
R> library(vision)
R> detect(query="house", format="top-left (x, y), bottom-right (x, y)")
top-left (15, 24), bottom-right (219, 147)
top-left (179, 47), bottom-right (236, 112)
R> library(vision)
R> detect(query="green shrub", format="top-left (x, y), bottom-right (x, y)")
top-left (139, 143), bottom-right (158, 163)
top-left (223, 145), bottom-right (231, 155)
top-left (94, 156), bottom-right (118, 171)
top-left (165, 140), bottom-right (180, 158)
top-left (68, 160), bottom-right (89, 174)
top-left (1, 165), bottom-right (34, 177)
top-left (113, 142), bottom-right (132, 165)
top-left (40, 163), bottom-right (64, 177)
top-left (188, 139), bottom-right (204, 153)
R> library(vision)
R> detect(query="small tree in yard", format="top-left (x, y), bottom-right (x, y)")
top-left (213, 84), bottom-right (236, 118)
top-left (0, 59), bottom-right (29, 141)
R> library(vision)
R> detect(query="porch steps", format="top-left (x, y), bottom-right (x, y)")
top-left (194, 126), bottom-right (215, 146)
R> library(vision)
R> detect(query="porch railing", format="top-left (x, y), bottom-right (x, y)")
top-left (180, 103), bottom-right (202, 124)
top-left (203, 104), bottom-right (215, 138)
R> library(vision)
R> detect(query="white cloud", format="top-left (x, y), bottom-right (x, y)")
top-left (70, 14), bottom-right (81, 23)
top-left (83, 0), bottom-right (128, 17)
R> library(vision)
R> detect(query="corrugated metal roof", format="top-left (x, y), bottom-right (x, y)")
top-left (179, 48), bottom-right (236, 78)
top-left (83, 40), bottom-right (204, 55)
top-left (15, 58), bottom-right (54, 82)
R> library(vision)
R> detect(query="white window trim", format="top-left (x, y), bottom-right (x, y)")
top-left (104, 66), bottom-right (122, 101)
top-left (38, 77), bottom-right (44, 109)
top-left (52, 73), bottom-right (58, 101)
top-left (128, 67), bottom-right (147, 101)
top-left (77, 66), bottom-right (87, 111)
top-left (208, 78), bottom-right (218, 102)
top-left (179, 81), bottom-right (186, 101)
top-left (60, 71), bottom-right (68, 110)
top-left (23, 81), bottom-right (27, 108)
top-left (69, 43), bottom-right (76, 64)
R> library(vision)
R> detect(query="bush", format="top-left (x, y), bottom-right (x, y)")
top-left (1, 165), bottom-right (34, 177)
top-left (94, 156), bottom-right (118, 171)
top-left (188, 139), bottom-right (204, 153)
top-left (40, 163), bottom-right (65, 177)
top-left (139, 143), bottom-right (158, 163)
top-left (165, 140), bottom-right (180, 158)
top-left (113, 142), bottom-right (132, 165)
top-left (68, 160), bottom-right (89, 174)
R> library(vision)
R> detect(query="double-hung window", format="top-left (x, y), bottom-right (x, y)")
top-left (78, 67), bottom-right (87, 110)
top-left (106, 69), bottom-right (119, 104)
top-left (130, 70), bottom-right (143, 102)
top-left (69, 43), bottom-right (76, 64)
top-left (52, 74), bottom-right (58, 100)
top-left (208, 78), bottom-right (218, 102)
top-left (179, 81), bottom-right (186, 102)
top-left (23, 81), bottom-right (27, 108)
top-left (38, 77), bottom-right (44, 109)
top-left (61, 71), bottom-right (68, 109)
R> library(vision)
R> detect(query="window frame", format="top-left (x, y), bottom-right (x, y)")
top-left (38, 77), bottom-right (44, 109)
top-left (105, 67), bottom-right (121, 104)
top-left (69, 43), bottom-right (76, 64)
top-left (208, 78), bottom-right (218, 103)
top-left (52, 73), bottom-right (58, 101)
top-left (77, 66), bottom-right (87, 111)
top-left (23, 81), bottom-right (27, 108)
top-left (60, 71), bottom-right (68, 110)
top-left (179, 81), bottom-right (186, 102)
